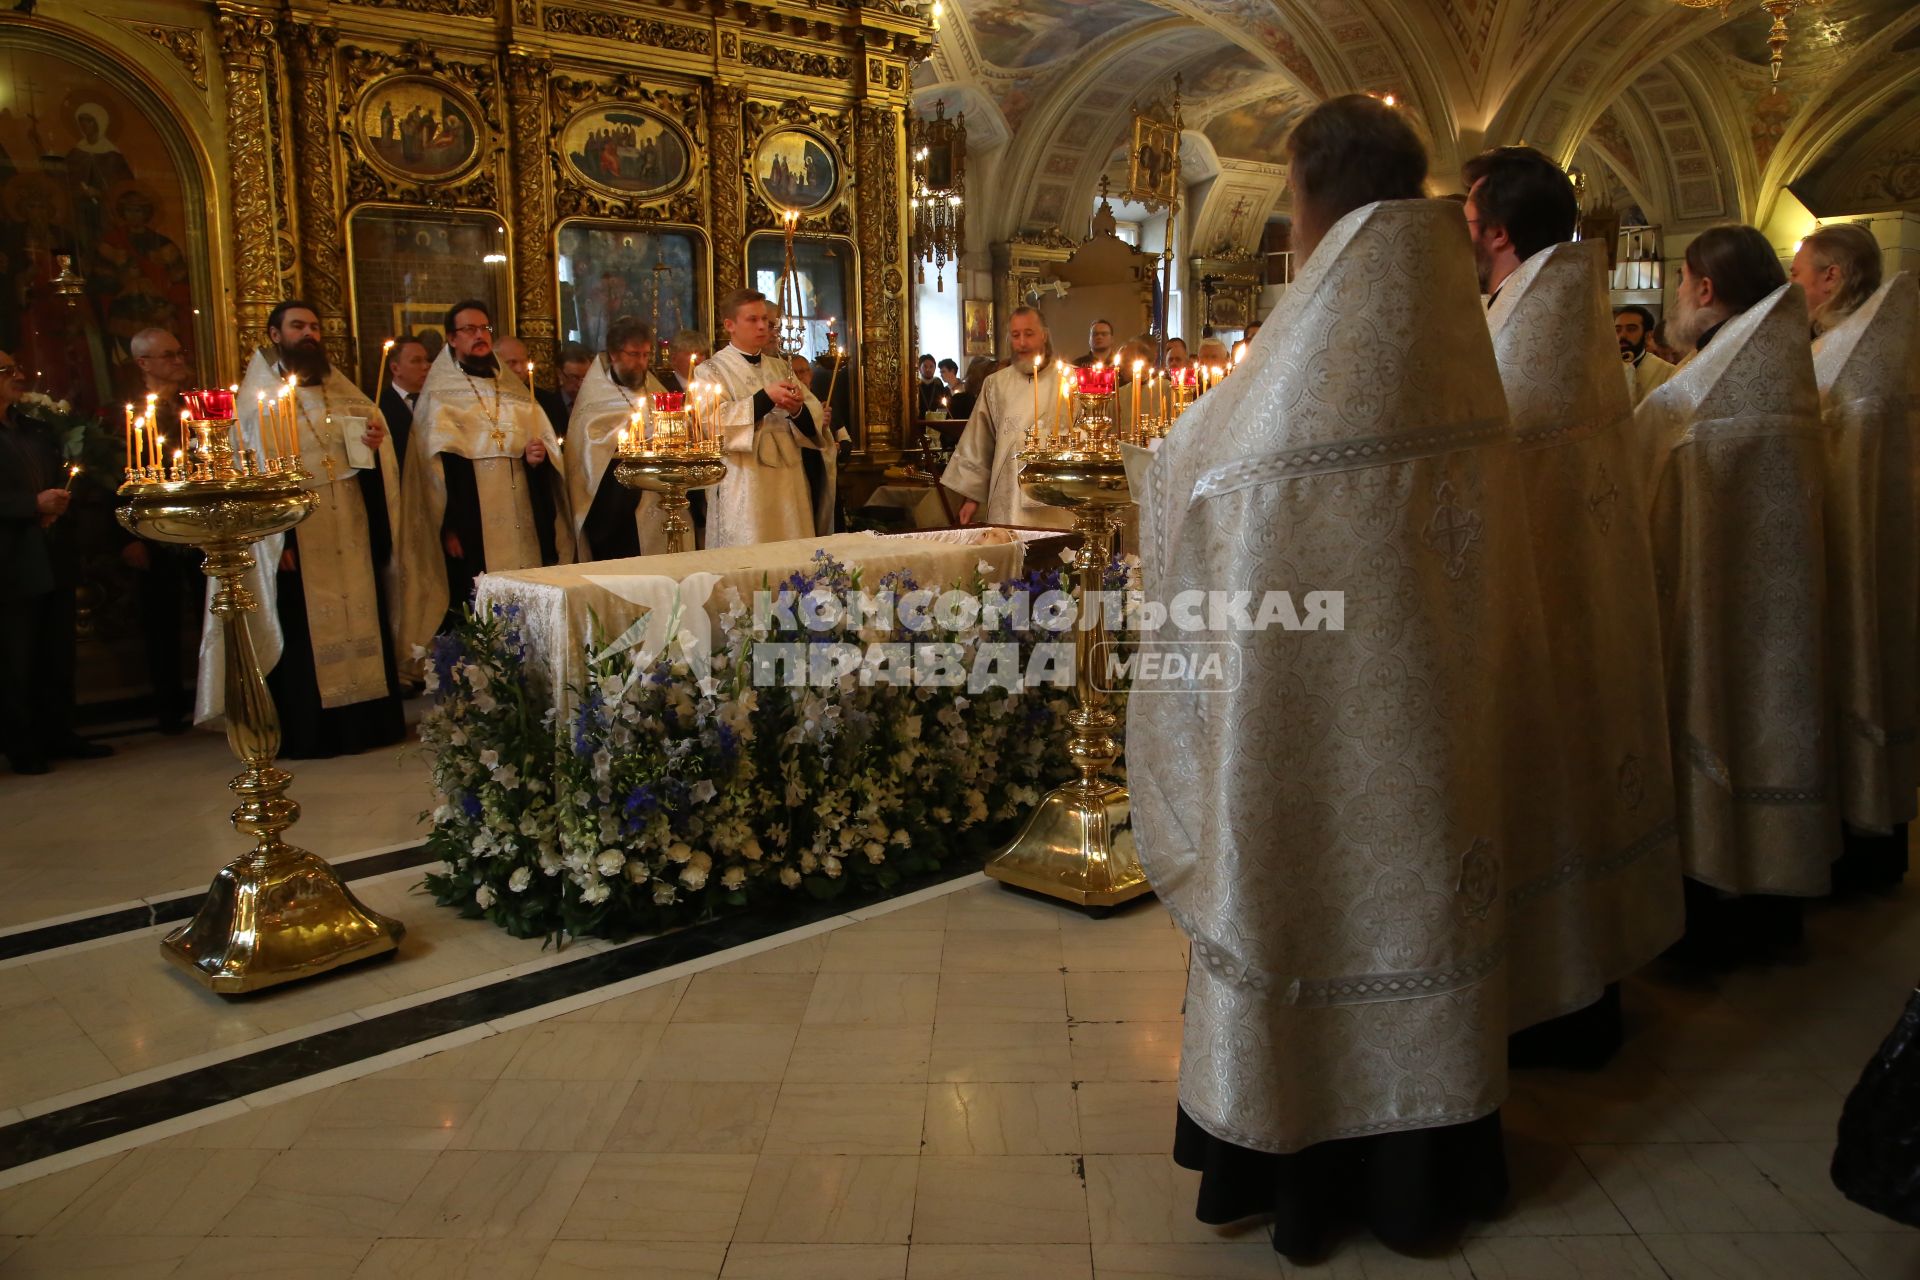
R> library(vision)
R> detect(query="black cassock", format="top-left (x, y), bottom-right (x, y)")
top-left (582, 456), bottom-right (642, 561)
top-left (266, 461), bottom-right (406, 759)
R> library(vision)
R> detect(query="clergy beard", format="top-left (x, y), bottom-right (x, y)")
top-left (1668, 289), bottom-right (1715, 354)
top-left (279, 338), bottom-right (331, 385)
top-left (1470, 239), bottom-right (1495, 294)
top-left (1620, 334), bottom-right (1647, 361)
top-left (458, 352), bottom-right (500, 378)
top-left (613, 363), bottom-right (648, 391)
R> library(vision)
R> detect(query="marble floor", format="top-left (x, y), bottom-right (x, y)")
top-left (3, 731), bottom-right (1920, 1277)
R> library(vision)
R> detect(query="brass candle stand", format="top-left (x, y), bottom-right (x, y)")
top-left (116, 396), bottom-right (405, 994)
top-left (985, 371), bottom-right (1151, 911)
top-left (612, 403), bottom-right (727, 555)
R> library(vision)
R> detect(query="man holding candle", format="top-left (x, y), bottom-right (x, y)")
top-left (202, 300), bottom-right (407, 758)
top-left (563, 315), bottom-right (669, 560)
top-left (396, 299), bottom-right (573, 667)
top-left (939, 305), bottom-right (1075, 530)
top-left (693, 289), bottom-right (834, 546)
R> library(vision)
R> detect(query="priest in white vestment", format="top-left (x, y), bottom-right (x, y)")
top-left (1132, 96), bottom-right (1525, 1258)
top-left (693, 289), bottom-right (834, 547)
top-left (562, 317), bottom-right (670, 560)
top-left (1795, 223), bottom-right (1919, 890)
top-left (939, 305), bottom-right (1075, 531)
top-left (1636, 226), bottom-right (1835, 959)
top-left (395, 300), bottom-right (572, 668)
top-left (197, 300), bottom-right (406, 757)
top-left (1617, 305), bottom-right (1678, 405)
top-left (1463, 148), bottom-right (1681, 1067)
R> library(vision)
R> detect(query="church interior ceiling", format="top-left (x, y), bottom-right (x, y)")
top-left (915, 0), bottom-right (1920, 249)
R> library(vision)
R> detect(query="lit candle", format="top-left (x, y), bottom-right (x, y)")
top-left (172, 448), bottom-right (183, 482)
top-left (124, 403), bottom-right (134, 475)
top-left (64, 463), bottom-right (80, 492)
top-left (1031, 355), bottom-right (1042, 430)
top-left (179, 409), bottom-right (192, 466)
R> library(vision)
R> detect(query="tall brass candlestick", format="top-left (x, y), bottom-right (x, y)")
top-left (984, 391), bottom-right (1148, 912)
top-left (117, 394), bottom-right (404, 993)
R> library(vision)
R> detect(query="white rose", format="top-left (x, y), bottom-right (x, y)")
top-left (596, 849), bottom-right (625, 877)
top-left (539, 847), bottom-right (562, 874)
top-left (679, 863), bottom-right (709, 890)
top-left (741, 837), bottom-right (764, 861)
top-left (822, 854), bottom-right (843, 878)
top-left (779, 866), bottom-right (803, 888)
top-left (652, 881), bottom-right (677, 905)
top-left (864, 840), bottom-right (886, 863)
top-left (666, 841), bottom-right (693, 864)
top-left (508, 867), bottom-right (532, 893)
top-left (626, 859), bottom-right (649, 882)
top-left (475, 884), bottom-right (496, 909)
top-left (721, 866), bottom-right (746, 890)
top-left (581, 881), bottom-right (610, 905)
top-left (690, 780), bottom-right (717, 804)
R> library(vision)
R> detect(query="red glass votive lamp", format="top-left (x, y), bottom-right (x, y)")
top-left (184, 388), bottom-right (237, 420)
top-left (655, 392), bottom-right (686, 413)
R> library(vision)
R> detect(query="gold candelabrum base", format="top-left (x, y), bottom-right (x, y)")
top-left (612, 447), bottom-right (729, 554)
top-left (117, 423), bottom-right (405, 995)
top-left (985, 448), bottom-right (1150, 912)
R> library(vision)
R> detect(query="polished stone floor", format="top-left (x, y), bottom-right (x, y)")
top-left (2, 732), bottom-right (1919, 1277)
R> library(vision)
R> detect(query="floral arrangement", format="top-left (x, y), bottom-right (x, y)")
top-left (420, 552), bottom-right (1117, 941)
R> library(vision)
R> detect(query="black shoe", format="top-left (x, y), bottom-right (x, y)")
top-left (9, 755), bottom-right (50, 775)
top-left (51, 737), bottom-right (114, 760)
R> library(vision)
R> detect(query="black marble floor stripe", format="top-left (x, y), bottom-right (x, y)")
top-left (0, 857), bottom-right (985, 1172)
top-left (0, 843), bottom-right (435, 964)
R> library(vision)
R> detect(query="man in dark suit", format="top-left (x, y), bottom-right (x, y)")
top-left (0, 347), bottom-right (109, 773)
top-left (121, 326), bottom-right (200, 734)
top-left (377, 335), bottom-right (430, 464)
top-left (535, 341), bottom-right (592, 437)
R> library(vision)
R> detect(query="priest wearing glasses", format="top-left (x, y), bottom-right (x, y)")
top-left (394, 299), bottom-right (572, 668)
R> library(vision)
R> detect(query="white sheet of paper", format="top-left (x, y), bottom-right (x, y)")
top-left (340, 416), bottom-right (376, 471)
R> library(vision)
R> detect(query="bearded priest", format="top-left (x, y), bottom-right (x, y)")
top-left (939, 305), bottom-right (1074, 531)
top-left (1795, 224), bottom-right (1919, 891)
top-left (1637, 226), bottom-right (1835, 961)
top-left (196, 299), bottom-right (406, 758)
top-left (395, 299), bottom-right (572, 666)
top-left (1464, 146), bottom-right (1681, 1068)
top-left (692, 289), bottom-right (833, 547)
top-left (1132, 95), bottom-right (1532, 1258)
top-left (563, 316), bottom-right (669, 560)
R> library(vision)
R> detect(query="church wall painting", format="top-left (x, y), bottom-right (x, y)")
top-left (1202, 96), bottom-right (1306, 163)
top-left (559, 104), bottom-right (692, 201)
top-left (355, 75), bottom-right (484, 183)
top-left (0, 32), bottom-right (210, 409)
top-left (753, 127), bottom-right (839, 212)
top-left (966, 0), bottom-right (1163, 71)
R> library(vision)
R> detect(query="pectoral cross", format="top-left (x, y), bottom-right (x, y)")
top-left (490, 423), bottom-right (507, 452)
top-left (322, 413), bottom-right (337, 483)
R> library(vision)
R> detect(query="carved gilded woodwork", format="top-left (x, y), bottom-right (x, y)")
top-left (336, 0), bottom-right (497, 17)
top-left (506, 50), bottom-right (557, 369)
top-left (542, 5), bottom-right (711, 54)
top-left (336, 41), bottom-right (501, 209)
top-left (740, 41), bottom-right (852, 80)
top-left (742, 98), bottom-right (854, 236)
top-left (855, 101), bottom-right (905, 453)
top-left (549, 72), bottom-right (706, 226)
top-left (216, 7), bottom-right (284, 366)
top-left (286, 22), bottom-right (352, 371)
top-left (123, 20), bottom-right (208, 90)
top-left (709, 82), bottom-right (748, 298)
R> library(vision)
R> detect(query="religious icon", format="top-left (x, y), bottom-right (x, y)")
top-left (356, 76), bottom-right (483, 182)
top-left (964, 299), bottom-right (994, 358)
top-left (753, 129), bottom-right (839, 212)
top-left (1127, 113), bottom-right (1179, 207)
top-left (556, 222), bottom-right (702, 353)
top-left (559, 105), bottom-right (693, 199)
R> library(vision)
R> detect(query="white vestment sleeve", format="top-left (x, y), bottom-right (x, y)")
top-left (940, 393), bottom-right (996, 506)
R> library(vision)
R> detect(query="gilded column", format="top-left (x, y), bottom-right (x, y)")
top-left (216, 7), bottom-right (282, 369)
top-left (855, 101), bottom-right (907, 456)
top-left (284, 21), bottom-right (350, 374)
top-left (709, 82), bottom-right (747, 307)
top-left (505, 51), bottom-right (556, 371)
